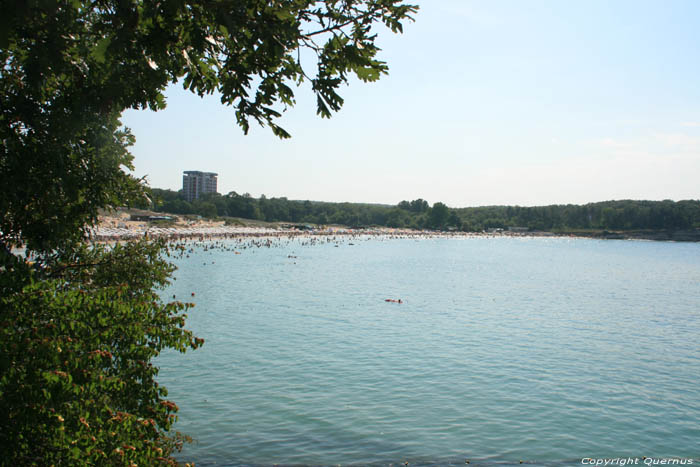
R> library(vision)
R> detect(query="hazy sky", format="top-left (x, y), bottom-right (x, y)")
top-left (122, 0), bottom-right (700, 208)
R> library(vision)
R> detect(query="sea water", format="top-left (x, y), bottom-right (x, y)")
top-left (156, 236), bottom-right (700, 466)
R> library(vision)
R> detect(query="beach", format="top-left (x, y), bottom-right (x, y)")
top-left (91, 209), bottom-right (700, 243)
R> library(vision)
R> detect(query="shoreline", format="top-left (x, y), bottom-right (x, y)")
top-left (88, 225), bottom-right (700, 244)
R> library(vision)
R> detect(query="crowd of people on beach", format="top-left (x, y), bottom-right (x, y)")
top-left (90, 223), bottom-right (529, 245)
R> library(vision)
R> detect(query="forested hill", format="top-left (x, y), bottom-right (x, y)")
top-left (145, 188), bottom-right (700, 232)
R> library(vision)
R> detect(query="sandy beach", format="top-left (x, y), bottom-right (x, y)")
top-left (91, 209), bottom-right (700, 243)
top-left (92, 209), bottom-right (549, 242)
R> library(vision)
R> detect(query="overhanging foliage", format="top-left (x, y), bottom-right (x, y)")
top-left (1, 1), bottom-right (417, 464)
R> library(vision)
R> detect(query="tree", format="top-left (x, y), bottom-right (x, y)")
top-left (1, 1), bottom-right (417, 464)
top-left (447, 210), bottom-right (462, 229)
top-left (397, 200), bottom-right (411, 211)
top-left (193, 200), bottom-right (218, 218)
top-left (428, 202), bottom-right (449, 229)
top-left (409, 198), bottom-right (429, 213)
top-left (1, 240), bottom-right (203, 465)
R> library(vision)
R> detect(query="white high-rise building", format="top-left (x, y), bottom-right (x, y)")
top-left (183, 171), bottom-right (218, 202)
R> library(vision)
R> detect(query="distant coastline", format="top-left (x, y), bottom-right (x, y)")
top-left (91, 211), bottom-right (700, 243)
top-left (141, 190), bottom-right (700, 234)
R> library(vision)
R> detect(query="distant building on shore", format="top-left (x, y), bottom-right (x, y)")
top-left (183, 171), bottom-right (218, 202)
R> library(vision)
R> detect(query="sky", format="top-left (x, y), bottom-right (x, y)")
top-left (121, 0), bottom-right (700, 208)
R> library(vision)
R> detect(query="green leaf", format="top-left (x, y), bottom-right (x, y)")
top-left (90, 37), bottom-right (111, 64)
top-left (354, 66), bottom-right (381, 82)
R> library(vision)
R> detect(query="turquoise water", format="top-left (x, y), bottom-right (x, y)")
top-left (157, 236), bottom-right (700, 466)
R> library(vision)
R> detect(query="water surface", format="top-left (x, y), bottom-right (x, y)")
top-left (158, 236), bottom-right (700, 465)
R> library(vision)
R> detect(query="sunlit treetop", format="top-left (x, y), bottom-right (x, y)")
top-left (2, 0), bottom-right (417, 137)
